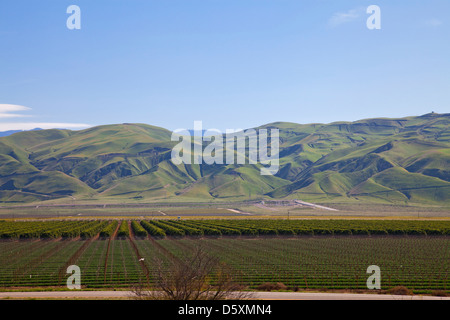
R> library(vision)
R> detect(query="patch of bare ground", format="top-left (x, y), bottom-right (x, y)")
top-left (103, 221), bottom-right (121, 283)
top-left (57, 233), bottom-right (100, 284)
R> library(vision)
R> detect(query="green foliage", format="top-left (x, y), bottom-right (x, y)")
top-left (100, 220), bottom-right (118, 237)
top-left (117, 220), bottom-right (130, 237)
top-left (178, 220), bottom-right (230, 236)
top-left (0, 218), bottom-right (449, 240)
top-left (150, 220), bottom-right (185, 236)
top-left (169, 219), bottom-right (450, 237)
top-left (131, 220), bottom-right (148, 237)
top-left (80, 221), bottom-right (109, 238)
top-left (140, 220), bottom-right (166, 237)
top-left (163, 220), bottom-right (204, 236)
top-left (0, 220), bottom-right (108, 239)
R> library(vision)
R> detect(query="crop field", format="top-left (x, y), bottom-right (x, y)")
top-left (0, 219), bottom-right (449, 293)
top-left (155, 237), bottom-right (450, 291)
top-left (2, 219), bottom-right (450, 239)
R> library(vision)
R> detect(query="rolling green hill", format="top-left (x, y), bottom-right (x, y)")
top-left (0, 113), bottom-right (448, 206)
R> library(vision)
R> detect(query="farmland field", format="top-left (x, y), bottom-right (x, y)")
top-left (0, 219), bottom-right (449, 293)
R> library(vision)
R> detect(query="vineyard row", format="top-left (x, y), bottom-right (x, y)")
top-left (1, 219), bottom-right (450, 239)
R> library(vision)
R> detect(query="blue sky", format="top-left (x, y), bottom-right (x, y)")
top-left (0, 0), bottom-right (449, 132)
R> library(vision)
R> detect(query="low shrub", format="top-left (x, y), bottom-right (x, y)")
top-left (151, 220), bottom-right (185, 236)
top-left (117, 220), bottom-right (130, 237)
top-left (100, 221), bottom-right (118, 237)
top-left (131, 221), bottom-right (148, 237)
top-left (140, 221), bottom-right (166, 237)
top-left (256, 282), bottom-right (288, 291)
top-left (431, 290), bottom-right (449, 297)
top-left (387, 286), bottom-right (413, 295)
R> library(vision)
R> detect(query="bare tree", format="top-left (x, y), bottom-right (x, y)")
top-left (131, 245), bottom-right (253, 300)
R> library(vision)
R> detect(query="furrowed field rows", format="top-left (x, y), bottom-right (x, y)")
top-left (0, 220), bottom-right (110, 239)
top-left (2, 219), bottom-right (450, 239)
top-left (0, 237), bottom-right (448, 291)
top-left (104, 239), bottom-right (144, 286)
top-left (75, 239), bottom-right (109, 286)
top-left (151, 237), bottom-right (449, 291)
top-left (0, 219), bottom-right (448, 292)
top-left (0, 240), bottom-right (85, 286)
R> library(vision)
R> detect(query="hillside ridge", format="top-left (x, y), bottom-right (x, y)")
top-left (0, 113), bottom-right (448, 206)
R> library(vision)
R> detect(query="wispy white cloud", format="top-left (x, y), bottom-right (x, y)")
top-left (0, 122), bottom-right (91, 131)
top-left (0, 104), bottom-right (32, 118)
top-left (0, 104), bottom-right (91, 131)
top-left (328, 8), bottom-right (363, 27)
top-left (425, 18), bottom-right (443, 27)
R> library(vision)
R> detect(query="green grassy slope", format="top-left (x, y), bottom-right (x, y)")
top-left (0, 113), bottom-right (448, 206)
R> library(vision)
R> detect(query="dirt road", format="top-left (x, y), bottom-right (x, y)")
top-left (0, 291), bottom-right (448, 300)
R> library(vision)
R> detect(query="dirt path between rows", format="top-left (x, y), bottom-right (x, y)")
top-left (148, 236), bottom-right (179, 264)
top-left (127, 220), bottom-right (150, 284)
top-left (58, 234), bottom-right (100, 285)
top-left (14, 239), bottom-right (68, 282)
top-left (103, 222), bottom-right (121, 284)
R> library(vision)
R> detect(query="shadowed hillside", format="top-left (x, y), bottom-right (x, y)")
top-left (0, 114), bottom-right (448, 206)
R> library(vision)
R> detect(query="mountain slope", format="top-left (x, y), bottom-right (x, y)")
top-left (0, 113), bottom-right (448, 205)
top-left (266, 113), bottom-right (450, 204)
